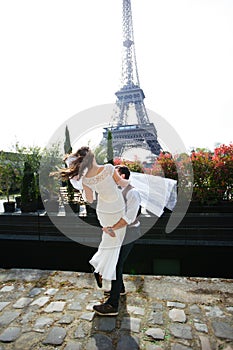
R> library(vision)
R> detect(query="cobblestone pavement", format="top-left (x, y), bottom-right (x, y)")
top-left (0, 268), bottom-right (232, 350)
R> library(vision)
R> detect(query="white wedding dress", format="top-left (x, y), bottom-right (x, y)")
top-left (82, 163), bottom-right (126, 281)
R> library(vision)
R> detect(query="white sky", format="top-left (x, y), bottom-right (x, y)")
top-left (0, 0), bottom-right (233, 153)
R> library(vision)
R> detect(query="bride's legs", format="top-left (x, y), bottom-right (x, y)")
top-left (90, 265), bottom-right (102, 288)
top-left (94, 272), bottom-right (102, 288)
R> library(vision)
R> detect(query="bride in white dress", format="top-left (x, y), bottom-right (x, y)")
top-left (62, 146), bottom-right (130, 285)
top-left (83, 162), bottom-right (129, 282)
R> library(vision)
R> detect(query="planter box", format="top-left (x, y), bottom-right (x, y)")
top-left (3, 201), bottom-right (16, 213)
top-left (20, 201), bottom-right (38, 213)
top-left (187, 201), bottom-right (233, 213)
top-left (63, 202), bottom-right (80, 214)
top-left (0, 203), bottom-right (232, 278)
top-left (44, 199), bottom-right (60, 213)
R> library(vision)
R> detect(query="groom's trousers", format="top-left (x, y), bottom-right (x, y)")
top-left (107, 225), bottom-right (141, 309)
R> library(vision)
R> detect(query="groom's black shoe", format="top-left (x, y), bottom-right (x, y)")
top-left (93, 302), bottom-right (118, 316)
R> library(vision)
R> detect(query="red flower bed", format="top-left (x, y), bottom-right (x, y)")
top-left (114, 143), bottom-right (233, 205)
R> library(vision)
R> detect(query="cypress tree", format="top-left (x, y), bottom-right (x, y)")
top-left (64, 125), bottom-right (74, 202)
top-left (107, 129), bottom-right (114, 165)
top-left (64, 125), bottom-right (72, 154)
top-left (20, 161), bottom-right (37, 212)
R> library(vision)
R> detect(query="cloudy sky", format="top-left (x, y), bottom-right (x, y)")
top-left (0, 0), bottom-right (232, 153)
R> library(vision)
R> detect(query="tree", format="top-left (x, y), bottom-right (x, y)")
top-left (0, 152), bottom-right (19, 202)
top-left (64, 125), bottom-right (72, 154)
top-left (20, 161), bottom-right (38, 212)
top-left (94, 145), bottom-right (106, 165)
top-left (39, 143), bottom-right (62, 200)
top-left (107, 129), bottom-right (114, 165)
top-left (63, 125), bottom-right (74, 202)
top-left (13, 142), bottom-right (42, 200)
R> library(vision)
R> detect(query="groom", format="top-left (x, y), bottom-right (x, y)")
top-left (93, 165), bottom-right (141, 316)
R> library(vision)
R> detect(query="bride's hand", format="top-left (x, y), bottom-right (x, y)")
top-left (102, 227), bottom-right (116, 237)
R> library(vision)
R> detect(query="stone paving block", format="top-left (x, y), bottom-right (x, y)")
top-left (58, 314), bottom-right (75, 324)
top-left (0, 285), bottom-right (14, 292)
top-left (28, 287), bottom-right (44, 297)
top-left (92, 290), bottom-right (104, 299)
top-left (54, 291), bottom-right (75, 300)
top-left (68, 301), bottom-right (82, 311)
top-left (171, 344), bottom-right (192, 350)
top-left (85, 334), bottom-right (113, 350)
top-left (120, 317), bottom-right (141, 333)
top-left (30, 296), bottom-right (50, 307)
top-left (199, 335), bottom-right (212, 350)
top-left (8, 268), bottom-right (51, 282)
top-left (145, 327), bottom-right (165, 340)
top-left (189, 304), bottom-right (201, 314)
top-left (0, 327), bottom-right (21, 342)
top-left (86, 301), bottom-right (99, 311)
top-left (145, 344), bottom-right (163, 350)
top-left (167, 301), bottom-right (186, 308)
top-left (226, 307), bottom-right (233, 313)
top-left (33, 317), bottom-right (54, 332)
top-left (43, 326), bottom-right (67, 345)
top-left (151, 302), bottom-right (163, 310)
top-left (147, 310), bottom-right (164, 325)
top-left (64, 341), bottom-right (82, 350)
top-left (13, 297), bottom-right (32, 308)
top-left (169, 308), bottom-right (186, 323)
top-left (77, 292), bottom-right (89, 300)
top-left (116, 334), bottom-right (139, 350)
top-left (44, 301), bottom-right (66, 313)
top-left (18, 285), bottom-right (27, 292)
top-left (74, 324), bottom-right (88, 338)
top-left (126, 295), bottom-right (146, 307)
top-left (20, 310), bottom-right (36, 325)
top-left (170, 324), bottom-right (193, 340)
top-left (14, 331), bottom-right (44, 350)
top-left (204, 305), bottom-right (224, 318)
top-left (0, 302), bottom-right (10, 312)
top-left (127, 305), bottom-right (145, 315)
top-left (44, 288), bottom-right (58, 295)
top-left (0, 311), bottom-right (21, 327)
top-left (123, 280), bottom-right (138, 293)
top-left (95, 317), bottom-right (116, 331)
top-left (194, 322), bottom-right (208, 333)
top-left (211, 320), bottom-right (233, 340)
top-left (80, 312), bottom-right (95, 321)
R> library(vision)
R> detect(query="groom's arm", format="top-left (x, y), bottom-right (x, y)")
top-left (102, 218), bottom-right (128, 236)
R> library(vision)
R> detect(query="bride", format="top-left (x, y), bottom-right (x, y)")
top-left (58, 146), bottom-right (130, 286)
top-left (56, 146), bottom-right (177, 287)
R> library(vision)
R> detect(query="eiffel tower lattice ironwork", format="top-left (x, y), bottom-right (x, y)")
top-left (103, 0), bottom-right (162, 157)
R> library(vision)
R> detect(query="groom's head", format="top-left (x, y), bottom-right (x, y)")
top-left (115, 165), bottom-right (130, 180)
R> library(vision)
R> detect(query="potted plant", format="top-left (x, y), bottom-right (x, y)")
top-left (0, 152), bottom-right (20, 213)
top-left (9, 143), bottom-right (43, 213)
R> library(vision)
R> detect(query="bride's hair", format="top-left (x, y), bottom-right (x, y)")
top-left (52, 146), bottom-right (94, 180)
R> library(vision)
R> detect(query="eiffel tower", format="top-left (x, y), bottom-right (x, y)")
top-left (102, 0), bottom-right (162, 157)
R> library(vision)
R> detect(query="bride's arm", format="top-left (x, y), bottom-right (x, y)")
top-left (82, 183), bottom-right (94, 203)
top-left (113, 169), bottom-right (129, 187)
